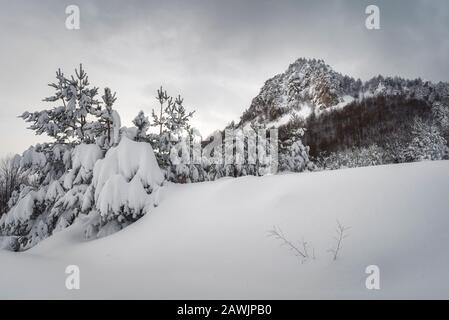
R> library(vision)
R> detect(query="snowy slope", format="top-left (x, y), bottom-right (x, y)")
top-left (1, 161), bottom-right (449, 299)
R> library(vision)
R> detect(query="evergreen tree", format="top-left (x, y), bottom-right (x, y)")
top-left (152, 86), bottom-right (168, 135)
top-left (403, 117), bottom-right (448, 161)
top-left (132, 111), bottom-right (150, 142)
top-left (19, 64), bottom-right (117, 145)
top-left (0, 65), bottom-right (121, 250)
top-left (149, 87), bottom-right (195, 182)
top-left (100, 87), bottom-right (119, 146)
top-left (279, 115), bottom-right (313, 172)
top-left (432, 101), bottom-right (449, 140)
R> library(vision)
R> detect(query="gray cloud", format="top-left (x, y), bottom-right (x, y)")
top-left (0, 0), bottom-right (448, 157)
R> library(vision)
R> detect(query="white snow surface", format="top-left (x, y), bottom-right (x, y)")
top-left (1, 161), bottom-right (449, 299)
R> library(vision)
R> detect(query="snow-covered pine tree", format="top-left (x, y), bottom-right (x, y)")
top-left (223, 128), bottom-right (236, 177)
top-left (0, 65), bottom-right (124, 250)
top-left (202, 130), bottom-right (225, 181)
top-left (432, 101), bottom-right (449, 140)
top-left (82, 137), bottom-right (164, 239)
top-left (279, 129), bottom-right (313, 172)
top-left (0, 142), bottom-right (73, 250)
top-left (278, 116), bottom-right (313, 172)
top-left (164, 94), bottom-right (195, 132)
top-left (316, 144), bottom-right (385, 170)
top-left (152, 86), bottom-right (168, 136)
top-left (132, 110), bottom-right (151, 142)
top-left (187, 127), bottom-right (206, 182)
top-left (20, 64), bottom-right (107, 144)
top-left (0, 65), bottom-right (170, 251)
top-left (149, 87), bottom-right (196, 183)
top-left (403, 117), bottom-right (449, 161)
top-left (150, 88), bottom-right (173, 168)
top-left (244, 125), bottom-right (259, 176)
top-left (94, 87), bottom-right (121, 149)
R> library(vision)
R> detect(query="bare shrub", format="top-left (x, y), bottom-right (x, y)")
top-left (267, 226), bottom-right (314, 263)
top-left (0, 156), bottom-right (26, 215)
top-left (328, 220), bottom-right (351, 261)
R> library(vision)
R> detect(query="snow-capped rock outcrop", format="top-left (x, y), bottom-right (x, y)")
top-left (237, 58), bottom-right (449, 130)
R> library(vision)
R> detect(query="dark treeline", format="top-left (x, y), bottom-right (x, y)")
top-left (298, 95), bottom-right (432, 158)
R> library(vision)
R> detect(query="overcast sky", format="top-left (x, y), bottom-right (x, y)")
top-left (0, 0), bottom-right (448, 157)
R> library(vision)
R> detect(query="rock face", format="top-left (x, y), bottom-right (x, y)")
top-left (238, 58), bottom-right (356, 127)
top-left (237, 58), bottom-right (449, 131)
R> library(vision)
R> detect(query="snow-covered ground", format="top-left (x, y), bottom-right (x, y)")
top-left (1, 161), bottom-right (449, 299)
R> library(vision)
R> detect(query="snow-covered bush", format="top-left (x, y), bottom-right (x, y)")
top-left (0, 143), bottom-right (104, 250)
top-left (317, 145), bottom-right (385, 170)
top-left (279, 127), bottom-right (314, 172)
top-left (51, 144), bottom-right (104, 232)
top-left (82, 137), bottom-right (164, 239)
top-left (403, 117), bottom-right (449, 161)
top-left (0, 141), bottom-right (72, 248)
top-left (279, 140), bottom-right (314, 172)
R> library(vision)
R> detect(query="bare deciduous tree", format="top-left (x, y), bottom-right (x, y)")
top-left (0, 156), bottom-right (26, 215)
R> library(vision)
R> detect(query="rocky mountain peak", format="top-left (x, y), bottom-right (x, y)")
top-left (237, 58), bottom-right (449, 130)
top-left (238, 58), bottom-right (359, 128)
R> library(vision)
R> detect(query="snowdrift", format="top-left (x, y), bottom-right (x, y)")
top-left (1, 161), bottom-right (449, 299)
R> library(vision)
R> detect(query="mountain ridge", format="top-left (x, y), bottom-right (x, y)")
top-left (236, 57), bottom-right (449, 128)
top-left (230, 58), bottom-right (449, 157)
